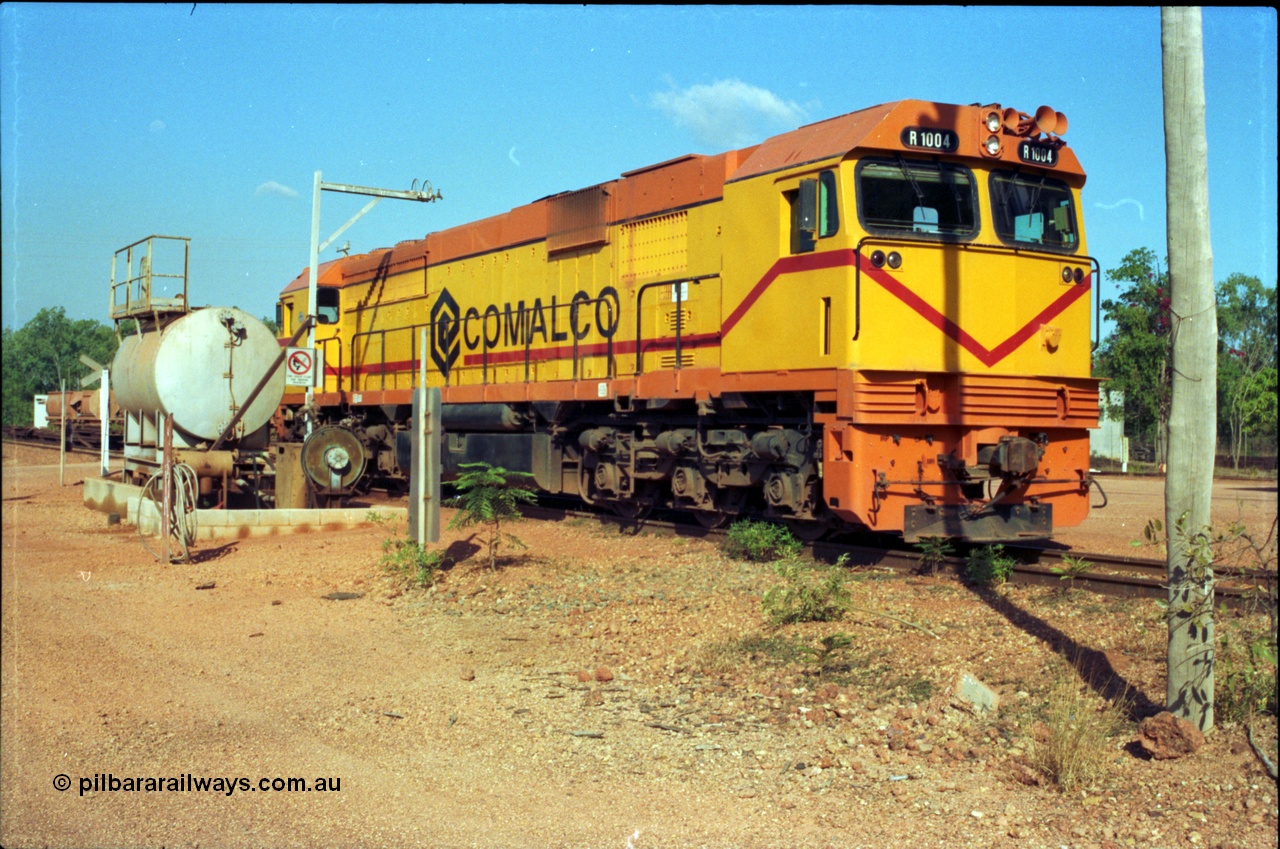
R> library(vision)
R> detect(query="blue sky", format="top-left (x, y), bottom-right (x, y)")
top-left (2, 5), bottom-right (1276, 332)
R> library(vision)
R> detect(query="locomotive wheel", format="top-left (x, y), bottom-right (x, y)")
top-left (613, 499), bottom-right (653, 521)
top-left (694, 511), bottom-right (731, 529)
top-left (785, 518), bottom-right (830, 542)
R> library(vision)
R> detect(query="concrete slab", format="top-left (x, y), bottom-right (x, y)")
top-left (82, 476), bottom-right (409, 541)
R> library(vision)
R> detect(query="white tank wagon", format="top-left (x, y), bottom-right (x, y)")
top-left (112, 307), bottom-right (284, 444)
top-left (112, 306), bottom-right (287, 506)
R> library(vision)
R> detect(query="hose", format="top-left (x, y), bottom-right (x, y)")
top-left (138, 462), bottom-right (199, 563)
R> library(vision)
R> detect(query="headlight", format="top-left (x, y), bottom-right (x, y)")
top-left (984, 135), bottom-right (1001, 156)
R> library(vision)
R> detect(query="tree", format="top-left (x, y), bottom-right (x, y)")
top-left (446, 462), bottom-right (538, 569)
top-left (1216, 274), bottom-right (1278, 468)
top-left (1162, 5), bottom-right (1218, 732)
top-left (1, 308), bottom-right (121, 427)
top-left (1095, 248), bottom-right (1172, 463)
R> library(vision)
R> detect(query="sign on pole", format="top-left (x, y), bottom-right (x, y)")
top-left (284, 347), bottom-right (323, 387)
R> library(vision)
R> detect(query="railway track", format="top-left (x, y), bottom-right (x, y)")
top-left (525, 501), bottom-right (1277, 613)
top-left (2, 426), bottom-right (123, 458)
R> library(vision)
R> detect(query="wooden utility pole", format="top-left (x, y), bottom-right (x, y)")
top-left (1161, 6), bottom-right (1218, 732)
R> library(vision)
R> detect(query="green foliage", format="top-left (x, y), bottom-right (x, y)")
top-left (1216, 274), bottom-right (1278, 468)
top-left (1050, 555), bottom-right (1094, 588)
top-left (379, 535), bottom-right (445, 589)
top-left (1216, 623), bottom-right (1278, 723)
top-left (800, 632), bottom-right (853, 669)
top-left (1094, 248), bottom-right (1172, 463)
top-left (2, 307), bottom-right (121, 427)
top-left (964, 544), bottom-right (1016, 587)
top-left (914, 536), bottom-right (954, 576)
top-left (722, 519), bottom-right (802, 562)
top-left (762, 558), bottom-right (852, 626)
top-left (446, 462), bottom-right (538, 569)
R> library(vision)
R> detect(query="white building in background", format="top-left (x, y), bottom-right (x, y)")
top-left (1090, 388), bottom-right (1129, 472)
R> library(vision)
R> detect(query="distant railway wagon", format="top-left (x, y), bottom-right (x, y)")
top-left (274, 100), bottom-right (1102, 541)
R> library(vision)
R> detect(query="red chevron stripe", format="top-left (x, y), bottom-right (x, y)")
top-left (723, 249), bottom-right (1091, 367)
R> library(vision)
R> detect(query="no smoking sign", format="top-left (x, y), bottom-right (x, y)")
top-left (284, 347), bottom-right (323, 387)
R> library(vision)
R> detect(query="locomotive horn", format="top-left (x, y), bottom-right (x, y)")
top-left (1002, 107), bottom-right (1022, 133)
top-left (1052, 111), bottom-right (1068, 136)
top-left (1033, 105), bottom-right (1059, 137)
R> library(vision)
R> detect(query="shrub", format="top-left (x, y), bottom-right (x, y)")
top-left (965, 544), bottom-right (1016, 586)
top-left (447, 462), bottom-right (538, 569)
top-left (722, 519), bottom-right (802, 562)
top-left (1049, 554), bottom-right (1094, 590)
top-left (914, 536), bottom-right (954, 576)
top-left (1216, 621), bottom-right (1278, 723)
top-left (1027, 670), bottom-right (1130, 792)
top-left (380, 535), bottom-right (445, 589)
top-left (762, 558), bottom-right (852, 626)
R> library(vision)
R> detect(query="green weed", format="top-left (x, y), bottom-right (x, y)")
top-left (762, 558), bottom-right (852, 626)
top-left (965, 544), bottom-right (1016, 587)
top-left (721, 519), bottom-right (801, 563)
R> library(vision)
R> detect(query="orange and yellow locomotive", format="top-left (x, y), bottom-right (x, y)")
top-left (275, 99), bottom-right (1101, 541)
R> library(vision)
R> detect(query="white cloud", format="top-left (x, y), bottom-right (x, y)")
top-left (650, 79), bottom-right (807, 149)
top-left (255, 180), bottom-right (299, 199)
top-left (149, 119), bottom-right (166, 133)
top-left (1094, 198), bottom-right (1145, 221)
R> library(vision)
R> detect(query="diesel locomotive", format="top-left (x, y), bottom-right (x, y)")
top-left (274, 99), bottom-right (1102, 541)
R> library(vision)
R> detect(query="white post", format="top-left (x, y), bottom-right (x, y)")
top-left (306, 170), bottom-right (322, 406)
top-left (59, 380), bottom-right (66, 486)
top-left (100, 368), bottom-right (110, 478)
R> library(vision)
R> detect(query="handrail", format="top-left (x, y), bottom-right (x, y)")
top-left (633, 274), bottom-right (719, 375)
top-left (343, 294), bottom-right (622, 392)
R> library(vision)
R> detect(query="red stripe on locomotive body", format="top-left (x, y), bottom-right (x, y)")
top-left (328, 332), bottom-right (725, 377)
top-left (722, 249), bottom-right (1091, 368)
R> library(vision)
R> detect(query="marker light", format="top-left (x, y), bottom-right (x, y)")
top-left (887, 252), bottom-right (903, 270)
top-left (870, 250), bottom-right (886, 268)
top-left (1062, 266), bottom-right (1074, 283)
top-left (1073, 267), bottom-right (1084, 284)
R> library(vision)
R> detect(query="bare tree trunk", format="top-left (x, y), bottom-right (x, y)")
top-left (1162, 6), bottom-right (1218, 732)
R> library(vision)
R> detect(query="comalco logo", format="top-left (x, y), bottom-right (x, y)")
top-left (430, 285), bottom-right (621, 378)
top-left (430, 289), bottom-right (461, 376)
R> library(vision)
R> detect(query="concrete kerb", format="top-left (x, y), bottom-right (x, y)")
top-left (83, 476), bottom-right (408, 540)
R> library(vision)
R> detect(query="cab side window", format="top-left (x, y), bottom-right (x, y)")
top-left (316, 288), bottom-right (340, 325)
top-left (789, 169), bottom-right (839, 254)
top-left (818, 170), bottom-right (839, 238)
